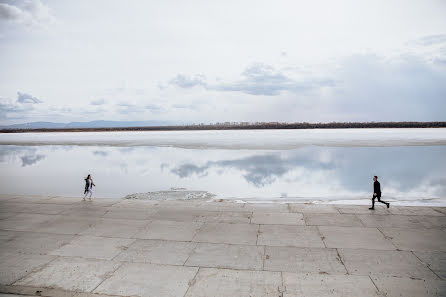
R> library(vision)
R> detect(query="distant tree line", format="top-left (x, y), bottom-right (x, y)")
top-left (1, 121), bottom-right (445, 133)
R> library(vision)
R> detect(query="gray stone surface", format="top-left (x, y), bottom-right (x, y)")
top-left (243, 203), bottom-right (289, 213)
top-left (103, 208), bottom-right (155, 220)
top-left (0, 252), bottom-right (56, 285)
top-left (0, 214), bottom-right (53, 232)
top-left (380, 227), bottom-right (446, 251)
top-left (184, 268), bottom-right (282, 297)
top-left (134, 220), bottom-right (202, 241)
top-left (49, 235), bottom-right (135, 260)
top-left (61, 205), bottom-right (110, 218)
top-left (339, 248), bottom-right (438, 279)
top-left (0, 232), bottom-right (74, 255)
top-left (358, 214), bottom-right (426, 228)
top-left (414, 251), bottom-right (446, 279)
top-left (185, 243), bottom-right (264, 270)
top-left (264, 246), bottom-right (347, 274)
top-left (371, 276), bottom-right (446, 297)
top-left (304, 213), bottom-right (363, 227)
top-left (319, 226), bottom-right (396, 250)
top-left (388, 206), bottom-right (444, 216)
top-left (80, 218), bottom-right (148, 238)
top-left (418, 216), bottom-right (446, 229)
top-left (0, 230), bottom-right (20, 241)
top-left (258, 225), bottom-right (325, 248)
top-left (251, 212), bottom-right (304, 225)
top-left (15, 257), bottom-right (120, 293)
top-left (34, 215), bottom-right (99, 235)
top-left (289, 204), bottom-right (339, 214)
top-left (337, 205), bottom-right (391, 215)
top-left (114, 239), bottom-right (197, 265)
top-left (94, 262), bottom-right (198, 297)
top-left (283, 273), bottom-right (379, 297)
top-left (151, 208), bottom-right (219, 222)
top-left (193, 223), bottom-right (258, 245)
top-left (204, 212), bottom-right (252, 224)
top-left (0, 196), bottom-right (444, 297)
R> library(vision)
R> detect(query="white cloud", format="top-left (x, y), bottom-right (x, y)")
top-left (0, 0), bottom-right (55, 28)
top-left (17, 91), bottom-right (42, 104)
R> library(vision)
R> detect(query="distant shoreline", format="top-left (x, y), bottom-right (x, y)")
top-left (1, 121), bottom-right (445, 133)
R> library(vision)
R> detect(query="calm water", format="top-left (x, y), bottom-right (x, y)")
top-left (1, 137), bottom-right (445, 205)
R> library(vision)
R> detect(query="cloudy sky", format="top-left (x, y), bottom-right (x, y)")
top-left (0, 0), bottom-right (445, 125)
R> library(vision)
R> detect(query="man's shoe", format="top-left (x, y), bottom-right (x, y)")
top-left (369, 207), bottom-right (375, 210)
top-left (387, 203), bottom-right (390, 208)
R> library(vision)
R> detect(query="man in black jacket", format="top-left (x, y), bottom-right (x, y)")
top-left (369, 176), bottom-right (390, 210)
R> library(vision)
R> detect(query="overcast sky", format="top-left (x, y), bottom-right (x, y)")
top-left (0, 0), bottom-right (445, 124)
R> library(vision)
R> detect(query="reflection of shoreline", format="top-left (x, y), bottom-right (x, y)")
top-left (1, 128), bottom-right (446, 149)
top-left (1, 121), bottom-right (446, 133)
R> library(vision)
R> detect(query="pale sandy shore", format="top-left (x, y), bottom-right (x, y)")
top-left (0, 195), bottom-right (445, 297)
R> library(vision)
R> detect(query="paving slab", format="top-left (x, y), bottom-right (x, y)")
top-left (0, 202), bottom-right (72, 215)
top-left (114, 239), bottom-right (197, 265)
top-left (380, 227), bottom-right (446, 251)
top-left (193, 223), bottom-right (258, 245)
top-left (414, 251), bottom-right (446, 280)
top-left (264, 246), bottom-right (346, 274)
top-left (0, 232), bottom-right (74, 255)
top-left (0, 230), bottom-right (20, 241)
top-left (185, 243), bottom-right (264, 270)
top-left (337, 205), bottom-right (391, 215)
top-left (49, 235), bottom-right (135, 260)
top-left (93, 262), bottom-right (198, 297)
top-left (0, 212), bottom-right (18, 220)
top-left (37, 197), bottom-right (82, 205)
top-left (151, 208), bottom-right (221, 222)
top-left (304, 213), bottom-right (363, 227)
top-left (0, 213), bottom-right (54, 232)
top-left (0, 285), bottom-right (75, 297)
top-left (388, 206), bottom-right (444, 216)
top-left (258, 225), bottom-right (325, 248)
top-left (243, 203), bottom-right (289, 213)
top-left (251, 212), bottom-right (304, 225)
top-left (184, 268), bottom-right (282, 297)
top-left (34, 215), bottom-right (99, 235)
top-left (433, 207), bottom-right (446, 215)
top-left (195, 202), bottom-right (247, 212)
top-left (103, 208), bottom-right (155, 220)
top-left (282, 273), bottom-right (379, 297)
top-left (0, 252), bottom-right (56, 285)
top-left (358, 214), bottom-right (426, 228)
top-left (133, 220), bottom-right (202, 241)
top-left (418, 216), bottom-right (446, 229)
top-left (80, 218), bottom-right (148, 238)
top-left (339, 248), bottom-right (437, 279)
top-left (113, 198), bottom-right (159, 207)
top-left (204, 212), bottom-right (252, 224)
top-left (289, 204), bottom-right (339, 214)
top-left (61, 205), bottom-right (110, 218)
top-left (319, 226), bottom-right (396, 250)
top-left (371, 276), bottom-right (446, 297)
top-left (15, 257), bottom-right (120, 293)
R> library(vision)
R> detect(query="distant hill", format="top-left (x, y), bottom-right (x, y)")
top-left (1, 120), bottom-right (177, 129)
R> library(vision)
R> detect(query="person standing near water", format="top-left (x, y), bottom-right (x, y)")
top-left (369, 176), bottom-right (389, 210)
top-left (83, 174), bottom-right (96, 201)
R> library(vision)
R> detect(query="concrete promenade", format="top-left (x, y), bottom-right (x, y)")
top-left (0, 195), bottom-right (445, 297)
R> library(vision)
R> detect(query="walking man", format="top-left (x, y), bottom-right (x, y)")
top-left (369, 176), bottom-right (390, 210)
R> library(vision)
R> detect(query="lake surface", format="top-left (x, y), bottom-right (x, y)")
top-left (1, 129), bottom-right (445, 205)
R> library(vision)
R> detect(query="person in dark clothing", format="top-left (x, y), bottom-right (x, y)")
top-left (83, 174), bottom-right (96, 201)
top-left (369, 176), bottom-right (389, 210)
